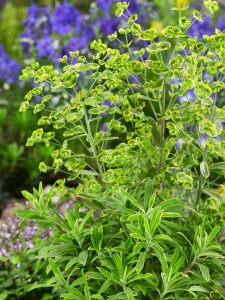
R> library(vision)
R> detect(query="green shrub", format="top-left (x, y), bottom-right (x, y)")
top-left (16, 1), bottom-right (225, 299)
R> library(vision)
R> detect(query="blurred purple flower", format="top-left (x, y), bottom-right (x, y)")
top-left (62, 27), bottom-right (94, 55)
top-left (95, 16), bottom-right (119, 35)
top-left (197, 133), bottom-right (208, 148)
top-left (101, 100), bottom-right (113, 117)
top-left (0, 45), bottom-right (21, 84)
top-left (126, 0), bottom-right (139, 13)
top-left (96, 0), bottom-right (115, 12)
top-left (101, 123), bottom-right (109, 132)
top-left (22, 4), bottom-right (52, 35)
top-left (36, 36), bottom-right (59, 61)
top-left (96, 0), bottom-right (140, 14)
top-left (21, 3), bottom-right (39, 28)
top-left (52, 0), bottom-right (82, 36)
top-left (20, 4), bottom-right (52, 55)
top-left (20, 32), bottom-right (38, 55)
top-left (178, 89), bottom-right (195, 105)
top-left (19, 0), bottom-right (157, 70)
top-left (0, 215), bottom-right (50, 260)
top-left (0, 0), bottom-right (6, 9)
top-left (175, 139), bottom-right (183, 150)
top-left (187, 17), bottom-right (214, 39)
top-left (217, 16), bottom-right (225, 31)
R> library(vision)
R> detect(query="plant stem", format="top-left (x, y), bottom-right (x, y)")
top-left (83, 107), bottom-right (104, 179)
top-left (184, 259), bottom-right (196, 274)
top-left (196, 174), bottom-right (204, 207)
top-left (158, 77), bottom-right (166, 172)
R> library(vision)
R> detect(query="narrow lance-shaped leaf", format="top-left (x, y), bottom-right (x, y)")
top-left (196, 263), bottom-right (210, 282)
top-left (200, 161), bottom-right (210, 178)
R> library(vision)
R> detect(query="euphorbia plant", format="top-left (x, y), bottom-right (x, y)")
top-left (17, 1), bottom-right (225, 299)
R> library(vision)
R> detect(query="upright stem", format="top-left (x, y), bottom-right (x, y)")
top-left (184, 258), bottom-right (196, 275)
top-left (158, 118), bottom-right (165, 172)
top-left (196, 174), bottom-right (204, 207)
top-left (158, 77), bottom-right (166, 172)
top-left (83, 107), bottom-right (104, 179)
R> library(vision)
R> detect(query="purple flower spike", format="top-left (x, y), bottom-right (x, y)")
top-left (52, 0), bottom-right (81, 36)
top-left (96, 0), bottom-right (114, 12)
top-left (95, 16), bottom-right (119, 35)
top-left (0, 44), bottom-right (21, 84)
top-left (36, 36), bottom-right (59, 61)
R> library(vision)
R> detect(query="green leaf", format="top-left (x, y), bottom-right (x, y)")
top-left (112, 252), bottom-right (123, 278)
top-left (193, 10), bottom-right (203, 22)
top-left (91, 295), bottom-right (104, 300)
top-left (98, 279), bottom-right (112, 294)
top-left (207, 226), bottom-right (220, 243)
top-left (10, 255), bottom-right (21, 265)
top-left (204, 0), bottom-right (219, 14)
top-left (97, 267), bottom-right (118, 283)
top-left (159, 198), bottom-right (181, 210)
top-left (21, 190), bottom-right (38, 205)
top-left (202, 188), bottom-right (224, 201)
top-left (91, 225), bottom-right (103, 252)
top-left (209, 162), bottom-right (225, 170)
top-left (148, 191), bottom-right (156, 210)
top-left (195, 82), bottom-right (212, 100)
top-left (64, 213), bottom-right (74, 230)
top-left (167, 167), bottom-right (181, 175)
top-left (107, 293), bottom-right (124, 300)
top-left (176, 172), bottom-right (193, 189)
top-left (86, 272), bottom-right (104, 280)
top-left (121, 189), bottom-right (145, 212)
top-left (61, 292), bottom-right (86, 300)
top-left (172, 255), bottom-right (185, 274)
top-left (200, 161), bottom-right (210, 178)
top-left (136, 251), bottom-right (147, 274)
top-left (163, 212), bottom-right (181, 218)
top-left (0, 290), bottom-right (8, 300)
top-left (123, 286), bottom-right (134, 300)
top-left (28, 283), bottom-right (52, 292)
top-left (61, 295), bottom-right (77, 299)
top-left (78, 251), bottom-right (88, 266)
top-left (49, 258), bottom-right (61, 276)
top-left (189, 285), bottom-right (208, 292)
top-left (196, 263), bottom-right (210, 282)
top-left (79, 209), bottom-right (95, 231)
top-left (162, 26), bottom-right (187, 38)
top-left (83, 271), bottom-right (91, 300)
top-left (48, 258), bottom-right (66, 285)
top-left (144, 180), bottom-right (154, 210)
top-left (149, 208), bottom-right (163, 236)
top-left (70, 277), bottom-right (84, 287)
top-left (128, 273), bottom-right (154, 283)
top-left (65, 257), bottom-right (79, 271)
top-left (154, 248), bottom-right (168, 273)
top-left (146, 41), bottom-right (171, 53)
